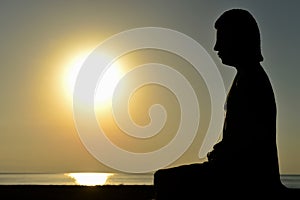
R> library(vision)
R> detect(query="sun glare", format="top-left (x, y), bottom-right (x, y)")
top-left (64, 52), bottom-right (124, 108)
top-left (94, 62), bottom-right (124, 108)
top-left (67, 173), bottom-right (113, 186)
top-left (64, 52), bottom-right (89, 102)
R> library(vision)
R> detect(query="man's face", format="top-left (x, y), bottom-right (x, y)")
top-left (214, 28), bottom-right (238, 67)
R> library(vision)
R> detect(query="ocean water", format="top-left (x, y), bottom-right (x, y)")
top-left (0, 173), bottom-right (299, 188)
top-left (0, 173), bottom-right (154, 186)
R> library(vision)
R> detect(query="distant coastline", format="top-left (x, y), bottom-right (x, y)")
top-left (0, 172), bottom-right (299, 189)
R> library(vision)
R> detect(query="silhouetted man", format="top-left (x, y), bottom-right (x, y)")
top-left (154, 9), bottom-right (286, 199)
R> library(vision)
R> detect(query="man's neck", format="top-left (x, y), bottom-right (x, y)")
top-left (234, 62), bottom-right (261, 73)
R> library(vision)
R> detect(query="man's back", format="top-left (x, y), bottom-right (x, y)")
top-left (208, 64), bottom-right (282, 189)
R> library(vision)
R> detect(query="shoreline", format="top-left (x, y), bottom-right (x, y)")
top-left (0, 185), bottom-right (155, 200)
top-left (1, 184), bottom-right (300, 199)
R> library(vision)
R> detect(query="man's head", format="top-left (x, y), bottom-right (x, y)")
top-left (214, 9), bottom-right (263, 67)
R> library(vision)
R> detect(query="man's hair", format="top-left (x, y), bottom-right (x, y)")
top-left (215, 9), bottom-right (264, 62)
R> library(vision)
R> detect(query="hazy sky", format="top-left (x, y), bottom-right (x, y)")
top-left (0, 0), bottom-right (299, 174)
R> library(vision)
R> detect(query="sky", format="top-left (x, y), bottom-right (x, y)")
top-left (0, 0), bottom-right (299, 174)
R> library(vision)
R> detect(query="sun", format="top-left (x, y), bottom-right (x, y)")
top-left (63, 51), bottom-right (124, 108)
top-left (63, 52), bottom-right (89, 102)
top-left (94, 61), bottom-right (124, 107)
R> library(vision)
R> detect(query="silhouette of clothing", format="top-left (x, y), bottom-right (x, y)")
top-left (154, 9), bottom-right (286, 199)
top-left (208, 63), bottom-right (281, 186)
top-left (154, 64), bottom-right (285, 199)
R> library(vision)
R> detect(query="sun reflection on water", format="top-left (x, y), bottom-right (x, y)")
top-left (67, 173), bottom-right (113, 186)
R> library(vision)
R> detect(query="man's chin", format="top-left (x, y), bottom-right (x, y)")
top-left (221, 59), bottom-right (235, 67)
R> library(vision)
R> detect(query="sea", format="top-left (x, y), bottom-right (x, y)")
top-left (0, 173), bottom-right (299, 189)
top-left (0, 173), bottom-right (154, 186)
